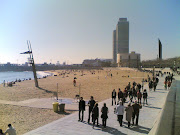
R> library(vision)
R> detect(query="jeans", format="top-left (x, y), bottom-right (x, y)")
top-left (79, 110), bottom-right (84, 121)
top-left (88, 109), bottom-right (93, 123)
top-left (102, 119), bottom-right (107, 127)
top-left (93, 117), bottom-right (99, 127)
top-left (112, 97), bottom-right (116, 105)
top-left (143, 98), bottom-right (148, 104)
top-left (117, 115), bottom-right (123, 126)
top-left (132, 113), bottom-right (139, 125)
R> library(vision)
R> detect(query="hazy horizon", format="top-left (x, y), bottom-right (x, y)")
top-left (0, 0), bottom-right (180, 64)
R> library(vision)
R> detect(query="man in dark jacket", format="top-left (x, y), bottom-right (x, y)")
top-left (132, 101), bottom-right (142, 125)
top-left (112, 89), bottom-right (116, 106)
top-left (79, 97), bottom-right (85, 122)
top-left (88, 96), bottom-right (96, 123)
top-left (118, 88), bottom-right (123, 102)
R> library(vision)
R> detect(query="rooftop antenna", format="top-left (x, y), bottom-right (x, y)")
top-left (21, 40), bottom-right (39, 87)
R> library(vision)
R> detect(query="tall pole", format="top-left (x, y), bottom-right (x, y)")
top-left (29, 41), bottom-right (39, 87)
top-left (79, 84), bottom-right (81, 98)
top-left (57, 83), bottom-right (58, 100)
top-left (21, 40), bottom-right (39, 87)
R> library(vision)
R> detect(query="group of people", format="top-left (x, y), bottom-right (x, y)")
top-left (148, 77), bottom-right (159, 91)
top-left (78, 95), bottom-right (143, 129)
top-left (79, 96), bottom-right (108, 128)
top-left (112, 81), bottom-right (148, 105)
top-left (164, 74), bottom-right (173, 89)
top-left (0, 124), bottom-right (16, 135)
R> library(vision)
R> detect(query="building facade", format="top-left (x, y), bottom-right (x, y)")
top-left (113, 18), bottom-right (129, 63)
top-left (117, 51), bottom-right (140, 68)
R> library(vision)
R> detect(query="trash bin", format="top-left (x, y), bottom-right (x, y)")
top-left (59, 103), bottom-right (65, 112)
top-left (52, 102), bottom-right (59, 112)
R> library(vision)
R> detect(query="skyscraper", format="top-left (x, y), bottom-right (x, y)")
top-left (113, 18), bottom-right (129, 63)
top-left (158, 39), bottom-right (162, 60)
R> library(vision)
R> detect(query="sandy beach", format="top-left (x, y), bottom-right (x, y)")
top-left (0, 68), bottom-right (152, 134)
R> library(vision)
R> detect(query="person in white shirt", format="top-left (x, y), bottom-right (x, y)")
top-left (4, 124), bottom-right (16, 135)
top-left (116, 101), bottom-right (125, 127)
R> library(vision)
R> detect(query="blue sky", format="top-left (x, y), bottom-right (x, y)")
top-left (0, 0), bottom-right (180, 64)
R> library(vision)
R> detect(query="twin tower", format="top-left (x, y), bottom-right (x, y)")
top-left (113, 18), bottom-right (129, 63)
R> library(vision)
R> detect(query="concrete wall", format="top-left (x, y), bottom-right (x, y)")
top-left (149, 79), bottom-right (180, 135)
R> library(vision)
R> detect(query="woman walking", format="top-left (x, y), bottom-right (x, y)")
top-left (92, 103), bottom-right (99, 128)
top-left (125, 103), bottom-right (134, 127)
top-left (101, 103), bottom-right (108, 128)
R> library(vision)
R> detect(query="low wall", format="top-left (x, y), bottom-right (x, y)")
top-left (149, 79), bottom-right (180, 135)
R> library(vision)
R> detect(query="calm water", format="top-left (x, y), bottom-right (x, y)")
top-left (0, 71), bottom-right (52, 83)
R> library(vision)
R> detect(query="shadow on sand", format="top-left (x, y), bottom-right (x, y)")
top-left (37, 86), bottom-right (56, 94)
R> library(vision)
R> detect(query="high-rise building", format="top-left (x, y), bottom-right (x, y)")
top-left (112, 30), bottom-right (117, 63)
top-left (158, 39), bottom-right (162, 60)
top-left (112, 18), bottom-right (129, 63)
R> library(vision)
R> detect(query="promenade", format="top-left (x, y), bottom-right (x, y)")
top-left (24, 76), bottom-right (168, 135)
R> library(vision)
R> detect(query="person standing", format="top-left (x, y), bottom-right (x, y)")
top-left (78, 97), bottom-right (85, 122)
top-left (143, 89), bottom-right (148, 105)
top-left (153, 81), bottom-right (157, 91)
top-left (88, 96), bottom-right (96, 123)
top-left (141, 79), bottom-right (144, 91)
top-left (4, 124), bottom-right (16, 135)
top-left (132, 101), bottom-right (142, 126)
top-left (125, 103), bottom-right (134, 127)
top-left (3, 80), bottom-right (5, 87)
top-left (92, 103), bottom-right (99, 128)
top-left (149, 80), bottom-right (153, 91)
top-left (118, 89), bottom-right (124, 102)
top-left (0, 129), bottom-right (4, 135)
top-left (116, 101), bottom-right (125, 127)
top-left (112, 89), bottom-right (116, 106)
top-left (168, 81), bottom-right (172, 89)
top-left (137, 90), bottom-right (142, 104)
top-left (101, 103), bottom-right (108, 128)
top-left (73, 79), bottom-right (76, 86)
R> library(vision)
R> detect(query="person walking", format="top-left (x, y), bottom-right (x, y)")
top-left (137, 90), bottom-right (142, 104)
top-left (132, 101), bottom-right (142, 126)
top-left (101, 103), bottom-right (108, 128)
top-left (141, 79), bottom-right (144, 91)
top-left (128, 88), bottom-right (133, 102)
top-left (3, 80), bottom-right (5, 87)
top-left (116, 101), bottom-right (125, 127)
top-left (78, 97), bottom-right (85, 122)
top-left (88, 96), bottom-right (96, 123)
top-left (143, 89), bottom-right (148, 105)
top-left (4, 124), bottom-right (16, 135)
top-left (73, 79), bottom-right (76, 86)
top-left (0, 129), bottom-right (4, 135)
top-left (149, 80), bottom-right (153, 91)
top-left (92, 103), bottom-right (99, 128)
top-left (125, 103), bottom-right (134, 127)
top-left (168, 81), bottom-right (171, 89)
top-left (112, 89), bottom-right (116, 106)
top-left (153, 81), bottom-right (157, 91)
top-left (118, 88), bottom-right (124, 102)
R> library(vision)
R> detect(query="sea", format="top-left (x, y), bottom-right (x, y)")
top-left (0, 71), bottom-right (53, 84)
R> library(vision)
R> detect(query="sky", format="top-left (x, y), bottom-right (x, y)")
top-left (0, 0), bottom-right (180, 64)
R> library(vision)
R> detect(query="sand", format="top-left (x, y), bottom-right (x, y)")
top-left (0, 68), bottom-right (152, 134)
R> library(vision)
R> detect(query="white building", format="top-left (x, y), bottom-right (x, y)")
top-left (117, 51), bottom-right (140, 68)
